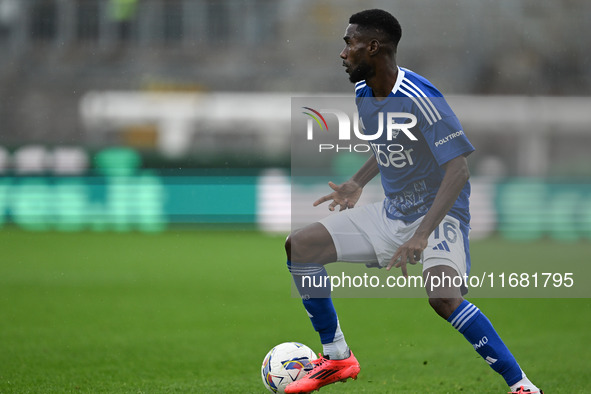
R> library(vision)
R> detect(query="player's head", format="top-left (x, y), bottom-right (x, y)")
top-left (340, 9), bottom-right (402, 83)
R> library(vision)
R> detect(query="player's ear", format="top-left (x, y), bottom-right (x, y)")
top-left (368, 39), bottom-right (380, 56)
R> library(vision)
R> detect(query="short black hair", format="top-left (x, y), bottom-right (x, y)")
top-left (349, 9), bottom-right (402, 48)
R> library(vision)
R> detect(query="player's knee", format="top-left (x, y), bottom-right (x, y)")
top-left (285, 230), bottom-right (306, 262)
top-left (428, 297), bottom-right (462, 320)
top-left (284, 232), bottom-right (294, 260)
top-left (285, 223), bottom-right (336, 264)
top-left (286, 229), bottom-right (307, 262)
top-left (287, 228), bottom-right (322, 263)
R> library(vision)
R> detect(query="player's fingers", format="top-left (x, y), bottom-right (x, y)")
top-left (394, 249), bottom-right (407, 266)
top-left (401, 263), bottom-right (408, 278)
top-left (386, 258), bottom-right (394, 270)
top-left (328, 181), bottom-right (339, 191)
top-left (339, 199), bottom-right (349, 211)
top-left (394, 258), bottom-right (408, 277)
top-left (313, 194), bottom-right (332, 206)
top-left (386, 252), bottom-right (400, 271)
top-left (312, 195), bottom-right (330, 206)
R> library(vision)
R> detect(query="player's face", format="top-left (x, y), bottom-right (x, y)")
top-left (340, 24), bottom-right (373, 83)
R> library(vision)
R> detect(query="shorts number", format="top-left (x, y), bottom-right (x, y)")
top-left (434, 221), bottom-right (458, 244)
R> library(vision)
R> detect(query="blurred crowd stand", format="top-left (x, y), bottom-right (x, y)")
top-left (0, 0), bottom-right (589, 177)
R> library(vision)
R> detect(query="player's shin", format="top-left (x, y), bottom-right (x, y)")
top-left (447, 300), bottom-right (523, 387)
top-left (287, 260), bottom-right (349, 359)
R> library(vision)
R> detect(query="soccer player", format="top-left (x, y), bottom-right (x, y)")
top-left (284, 9), bottom-right (542, 394)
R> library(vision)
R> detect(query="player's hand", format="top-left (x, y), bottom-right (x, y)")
top-left (313, 180), bottom-right (363, 211)
top-left (386, 235), bottom-right (428, 277)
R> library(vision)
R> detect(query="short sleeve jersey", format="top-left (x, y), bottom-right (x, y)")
top-left (355, 67), bottom-right (475, 225)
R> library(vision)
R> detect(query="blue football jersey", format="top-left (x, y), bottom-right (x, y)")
top-left (355, 67), bottom-right (475, 225)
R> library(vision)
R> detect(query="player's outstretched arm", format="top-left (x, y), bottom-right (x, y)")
top-left (313, 155), bottom-right (379, 211)
top-left (387, 155), bottom-right (470, 275)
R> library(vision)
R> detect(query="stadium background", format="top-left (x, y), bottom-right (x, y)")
top-left (0, 1), bottom-right (589, 393)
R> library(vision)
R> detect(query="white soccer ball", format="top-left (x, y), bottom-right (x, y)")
top-left (261, 342), bottom-right (318, 393)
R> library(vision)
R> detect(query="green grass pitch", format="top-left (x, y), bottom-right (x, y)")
top-left (0, 229), bottom-right (589, 393)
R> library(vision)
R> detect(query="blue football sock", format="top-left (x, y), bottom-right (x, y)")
top-left (287, 260), bottom-right (339, 344)
top-left (447, 300), bottom-right (523, 386)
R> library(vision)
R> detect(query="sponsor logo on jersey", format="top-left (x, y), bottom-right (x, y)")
top-left (372, 147), bottom-right (415, 168)
top-left (435, 130), bottom-right (465, 147)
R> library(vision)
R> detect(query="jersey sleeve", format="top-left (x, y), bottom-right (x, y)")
top-left (422, 114), bottom-right (475, 166)
top-left (406, 94), bottom-right (474, 166)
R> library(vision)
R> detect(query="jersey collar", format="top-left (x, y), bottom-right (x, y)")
top-left (390, 66), bottom-right (405, 96)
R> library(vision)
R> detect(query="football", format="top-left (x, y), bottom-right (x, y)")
top-left (261, 342), bottom-right (318, 393)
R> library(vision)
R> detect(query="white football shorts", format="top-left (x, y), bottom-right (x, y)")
top-left (318, 200), bottom-right (469, 278)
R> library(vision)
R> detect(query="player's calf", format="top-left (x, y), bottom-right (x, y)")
top-left (428, 296), bottom-right (463, 319)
